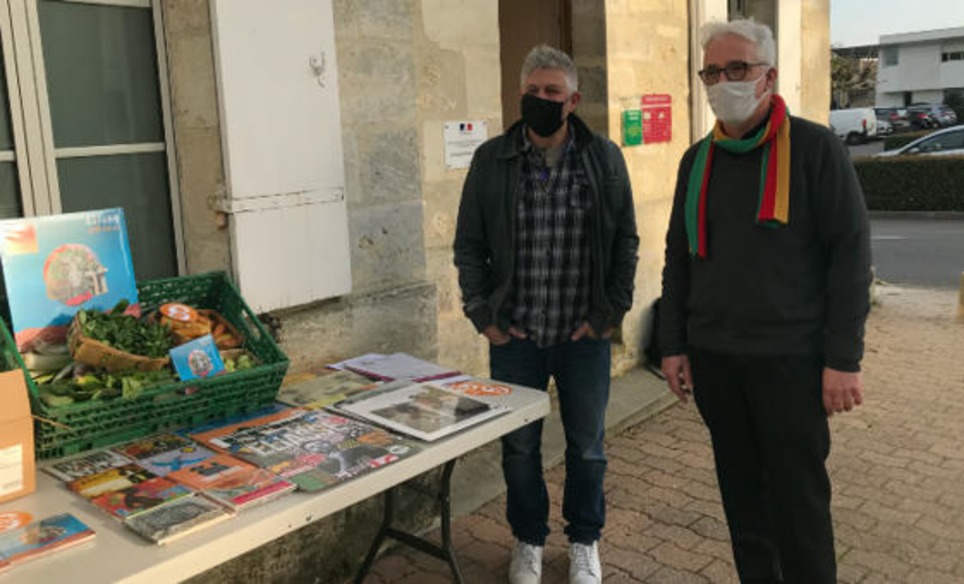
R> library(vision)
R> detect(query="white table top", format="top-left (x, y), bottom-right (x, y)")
top-left (6, 382), bottom-right (549, 583)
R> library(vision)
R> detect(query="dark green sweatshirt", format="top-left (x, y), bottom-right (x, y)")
top-left (659, 116), bottom-right (872, 371)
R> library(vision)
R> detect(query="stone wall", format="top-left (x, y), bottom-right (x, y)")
top-left (161, 0), bottom-right (231, 275)
top-left (603, 0), bottom-right (692, 373)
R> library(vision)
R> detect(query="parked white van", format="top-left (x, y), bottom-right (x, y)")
top-left (829, 108), bottom-right (878, 145)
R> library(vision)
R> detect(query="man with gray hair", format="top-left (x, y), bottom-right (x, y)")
top-left (660, 19), bottom-right (870, 582)
top-left (454, 44), bottom-right (638, 584)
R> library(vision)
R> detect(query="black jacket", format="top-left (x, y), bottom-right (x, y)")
top-left (453, 114), bottom-right (639, 338)
top-left (659, 116), bottom-right (872, 371)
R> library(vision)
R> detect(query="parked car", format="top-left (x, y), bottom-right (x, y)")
top-left (874, 124), bottom-right (964, 157)
top-left (829, 107), bottom-right (878, 144)
top-left (874, 107), bottom-right (911, 133)
top-left (876, 118), bottom-right (894, 135)
top-left (906, 103), bottom-right (957, 128)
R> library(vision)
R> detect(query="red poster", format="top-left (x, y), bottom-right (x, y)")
top-left (641, 94), bottom-right (672, 143)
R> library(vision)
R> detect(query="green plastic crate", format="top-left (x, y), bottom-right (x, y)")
top-left (5, 271), bottom-right (289, 459)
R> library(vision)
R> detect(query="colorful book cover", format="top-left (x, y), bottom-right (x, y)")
top-left (168, 454), bottom-right (295, 511)
top-left (0, 208), bottom-right (139, 350)
top-left (68, 463), bottom-right (157, 499)
top-left (0, 513), bottom-right (95, 565)
top-left (137, 444), bottom-right (217, 477)
top-left (124, 494), bottom-right (233, 545)
top-left (195, 409), bottom-right (420, 492)
top-left (43, 449), bottom-right (133, 482)
top-left (91, 476), bottom-right (193, 519)
top-left (170, 334), bottom-right (225, 381)
top-left (112, 433), bottom-right (195, 461)
top-left (276, 369), bottom-right (380, 409)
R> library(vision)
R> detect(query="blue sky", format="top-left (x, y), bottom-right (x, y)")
top-left (831, 0), bottom-right (964, 47)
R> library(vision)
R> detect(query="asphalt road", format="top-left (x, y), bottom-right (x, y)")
top-left (870, 217), bottom-right (964, 289)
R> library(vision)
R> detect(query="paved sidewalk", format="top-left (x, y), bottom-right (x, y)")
top-left (360, 285), bottom-right (964, 583)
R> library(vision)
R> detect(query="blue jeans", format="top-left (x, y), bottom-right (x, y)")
top-left (489, 336), bottom-right (611, 545)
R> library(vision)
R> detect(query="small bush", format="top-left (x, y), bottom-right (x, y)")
top-left (883, 130), bottom-right (931, 151)
top-left (853, 156), bottom-right (964, 211)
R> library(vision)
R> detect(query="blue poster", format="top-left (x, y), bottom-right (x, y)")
top-left (0, 208), bottom-right (139, 350)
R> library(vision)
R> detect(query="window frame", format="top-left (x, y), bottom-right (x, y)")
top-left (0, 0), bottom-right (185, 273)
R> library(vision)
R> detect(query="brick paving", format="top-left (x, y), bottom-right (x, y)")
top-left (361, 285), bottom-right (964, 583)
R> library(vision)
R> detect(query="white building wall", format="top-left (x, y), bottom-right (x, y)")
top-left (939, 61), bottom-right (964, 90)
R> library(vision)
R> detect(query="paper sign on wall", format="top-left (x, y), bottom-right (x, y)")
top-left (621, 108), bottom-right (643, 146)
top-left (641, 94), bottom-right (672, 143)
top-left (444, 121), bottom-right (488, 169)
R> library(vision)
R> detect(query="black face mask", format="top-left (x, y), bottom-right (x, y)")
top-left (521, 93), bottom-right (566, 137)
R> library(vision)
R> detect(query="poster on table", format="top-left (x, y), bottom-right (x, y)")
top-left (0, 208), bottom-right (139, 350)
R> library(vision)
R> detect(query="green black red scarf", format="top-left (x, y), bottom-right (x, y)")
top-left (685, 94), bottom-right (791, 258)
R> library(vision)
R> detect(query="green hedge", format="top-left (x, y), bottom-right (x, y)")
top-left (882, 130), bottom-right (931, 151)
top-left (854, 156), bottom-right (964, 211)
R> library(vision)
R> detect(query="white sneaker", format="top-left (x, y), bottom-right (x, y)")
top-left (568, 541), bottom-right (601, 584)
top-left (509, 540), bottom-right (543, 584)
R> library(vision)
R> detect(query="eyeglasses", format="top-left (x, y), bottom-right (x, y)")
top-left (698, 61), bottom-right (769, 85)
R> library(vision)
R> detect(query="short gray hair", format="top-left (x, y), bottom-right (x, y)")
top-left (700, 19), bottom-right (776, 66)
top-left (520, 44), bottom-right (578, 94)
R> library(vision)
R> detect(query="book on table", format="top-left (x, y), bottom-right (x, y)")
top-left (191, 408), bottom-right (421, 492)
top-left (276, 369), bottom-right (380, 409)
top-left (90, 476), bottom-right (193, 519)
top-left (331, 381), bottom-right (510, 442)
top-left (67, 463), bottom-right (158, 499)
top-left (43, 448), bottom-right (133, 482)
top-left (123, 494), bottom-right (233, 545)
top-left (0, 513), bottom-right (95, 565)
top-left (167, 453), bottom-right (296, 511)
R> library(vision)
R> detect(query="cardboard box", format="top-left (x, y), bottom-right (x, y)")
top-left (0, 369), bottom-right (35, 503)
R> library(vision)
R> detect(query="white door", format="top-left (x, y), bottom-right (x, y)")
top-left (211, 0), bottom-right (351, 312)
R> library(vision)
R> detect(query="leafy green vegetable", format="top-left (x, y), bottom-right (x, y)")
top-left (77, 309), bottom-right (173, 358)
top-left (38, 369), bottom-right (176, 407)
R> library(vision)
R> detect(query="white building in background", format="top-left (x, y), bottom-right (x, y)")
top-left (876, 26), bottom-right (964, 106)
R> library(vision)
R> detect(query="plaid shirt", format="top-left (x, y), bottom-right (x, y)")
top-left (504, 130), bottom-right (593, 347)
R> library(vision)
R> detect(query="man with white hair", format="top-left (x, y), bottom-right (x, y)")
top-left (660, 19), bottom-right (871, 582)
top-left (454, 44), bottom-right (639, 584)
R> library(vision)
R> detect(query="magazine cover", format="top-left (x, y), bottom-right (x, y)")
top-left (0, 208), bottom-right (139, 350)
top-left (43, 449), bottom-right (133, 482)
top-left (91, 476), bottom-right (193, 519)
top-left (276, 369), bottom-right (380, 409)
top-left (195, 409), bottom-right (420, 492)
top-left (68, 463), bottom-right (157, 499)
top-left (124, 494), bottom-right (233, 545)
top-left (137, 444), bottom-right (217, 477)
top-left (168, 454), bottom-right (295, 511)
top-left (0, 513), bottom-right (95, 565)
top-left (333, 382), bottom-right (510, 442)
top-left (189, 407), bottom-right (304, 450)
top-left (112, 433), bottom-right (197, 461)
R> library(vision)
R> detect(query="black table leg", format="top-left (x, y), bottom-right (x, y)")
top-left (354, 459), bottom-right (464, 583)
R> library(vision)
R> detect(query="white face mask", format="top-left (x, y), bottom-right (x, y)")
top-left (706, 76), bottom-right (768, 125)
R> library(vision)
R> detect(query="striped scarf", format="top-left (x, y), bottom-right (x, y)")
top-left (685, 94), bottom-right (790, 258)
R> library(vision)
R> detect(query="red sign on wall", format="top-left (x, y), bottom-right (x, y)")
top-left (641, 94), bottom-right (672, 143)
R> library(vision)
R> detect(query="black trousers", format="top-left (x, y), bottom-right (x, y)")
top-left (689, 349), bottom-right (836, 584)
